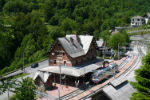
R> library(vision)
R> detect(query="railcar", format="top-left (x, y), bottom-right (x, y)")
top-left (92, 63), bottom-right (118, 83)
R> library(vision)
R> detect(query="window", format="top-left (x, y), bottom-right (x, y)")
top-left (55, 51), bottom-right (59, 55)
top-left (54, 60), bottom-right (56, 64)
top-left (63, 52), bottom-right (65, 56)
top-left (132, 19), bottom-right (134, 21)
top-left (64, 61), bottom-right (66, 66)
top-left (76, 60), bottom-right (78, 65)
top-left (58, 44), bottom-right (61, 46)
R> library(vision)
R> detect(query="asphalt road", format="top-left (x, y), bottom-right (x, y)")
top-left (0, 60), bottom-right (49, 100)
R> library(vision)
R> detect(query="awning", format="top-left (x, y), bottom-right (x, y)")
top-left (33, 71), bottom-right (41, 80)
top-left (43, 72), bottom-right (51, 83)
top-left (38, 59), bottom-right (104, 77)
top-left (33, 71), bottom-right (51, 83)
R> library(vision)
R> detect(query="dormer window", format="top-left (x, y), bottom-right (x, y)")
top-left (54, 60), bottom-right (56, 64)
top-left (58, 44), bottom-right (61, 46)
top-left (63, 52), bottom-right (65, 56)
top-left (52, 52), bottom-right (54, 55)
top-left (55, 51), bottom-right (59, 55)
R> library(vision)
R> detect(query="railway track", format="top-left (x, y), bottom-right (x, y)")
top-left (118, 57), bottom-right (130, 70)
top-left (58, 89), bottom-right (84, 100)
top-left (117, 45), bottom-right (145, 79)
top-left (137, 45), bottom-right (145, 56)
top-left (60, 45), bottom-right (145, 100)
top-left (77, 45), bottom-right (144, 100)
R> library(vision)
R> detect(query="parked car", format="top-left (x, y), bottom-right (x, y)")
top-left (31, 63), bottom-right (38, 68)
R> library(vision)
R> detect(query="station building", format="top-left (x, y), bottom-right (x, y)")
top-left (34, 34), bottom-right (104, 89)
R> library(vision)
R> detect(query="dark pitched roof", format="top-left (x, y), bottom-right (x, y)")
top-left (49, 35), bottom-right (97, 58)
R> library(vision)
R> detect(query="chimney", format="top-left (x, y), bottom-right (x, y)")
top-left (82, 31), bottom-right (87, 35)
top-left (76, 35), bottom-right (81, 44)
top-left (70, 37), bottom-right (74, 44)
top-left (64, 33), bottom-right (66, 37)
top-left (76, 35), bottom-right (83, 47)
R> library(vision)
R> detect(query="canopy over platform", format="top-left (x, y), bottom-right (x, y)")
top-left (38, 59), bottom-right (104, 78)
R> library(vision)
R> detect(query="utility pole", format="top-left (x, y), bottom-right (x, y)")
top-left (103, 46), bottom-right (104, 59)
top-left (118, 43), bottom-right (119, 60)
top-left (59, 63), bottom-right (61, 88)
top-left (58, 59), bottom-right (61, 100)
top-left (23, 51), bottom-right (25, 73)
top-left (7, 80), bottom-right (10, 100)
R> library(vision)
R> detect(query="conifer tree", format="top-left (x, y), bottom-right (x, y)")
top-left (130, 52), bottom-right (150, 100)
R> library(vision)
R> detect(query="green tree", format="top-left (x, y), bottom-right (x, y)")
top-left (130, 52), bottom-right (150, 100)
top-left (108, 33), bottom-right (124, 51)
top-left (3, 0), bottom-right (29, 14)
top-left (0, 17), bottom-right (16, 70)
top-left (60, 18), bottom-right (77, 33)
top-left (0, 0), bottom-right (5, 11)
top-left (11, 77), bottom-right (37, 100)
top-left (108, 31), bottom-right (129, 51)
top-left (44, 0), bottom-right (56, 22)
top-left (100, 30), bottom-right (111, 42)
top-left (0, 78), bottom-right (16, 96)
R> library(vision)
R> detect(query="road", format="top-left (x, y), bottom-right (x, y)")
top-left (4, 59), bottom-right (49, 79)
top-left (0, 60), bottom-right (49, 100)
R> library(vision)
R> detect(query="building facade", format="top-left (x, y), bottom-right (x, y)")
top-left (131, 16), bottom-right (145, 27)
top-left (34, 34), bottom-right (104, 89)
top-left (48, 35), bottom-right (97, 67)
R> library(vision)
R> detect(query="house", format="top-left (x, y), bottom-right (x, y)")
top-left (131, 16), bottom-right (145, 27)
top-left (96, 39), bottom-right (104, 50)
top-left (145, 13), bottom-right (150, 24)
top-left (48, 35), bottom-right (97, 66)
top-left (34, 34), bottom-right (104, 89)
top-left (96, 39), bottom-right (114, 57)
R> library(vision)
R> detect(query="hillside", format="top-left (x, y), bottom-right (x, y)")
top-left (0, 0), bottom-right (150, 75)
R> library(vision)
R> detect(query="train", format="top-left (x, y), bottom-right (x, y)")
top-left (92, 63), bottom-right (118, 83)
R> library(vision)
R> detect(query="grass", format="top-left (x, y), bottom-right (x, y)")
top-left (11, 73), bottom-right (29, 79)
top-left (128, 31), bottom-right (150, 36)
top-left (0, 57), bottom-right (47, 77)
top-left (126, 25), bottom-right (150, 32)
top-left (46, 25), bottom-right (58, 32)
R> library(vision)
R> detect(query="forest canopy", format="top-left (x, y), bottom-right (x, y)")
top-left (0, 0), bottom-right (150, 74)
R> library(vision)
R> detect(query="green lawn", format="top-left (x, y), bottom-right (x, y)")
top-left (11, 73), bottom-right (29, 79)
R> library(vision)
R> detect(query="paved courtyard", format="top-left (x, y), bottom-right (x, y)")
top-left (38, 83), bottom-right (78, 100)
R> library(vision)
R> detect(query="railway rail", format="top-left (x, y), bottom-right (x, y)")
top-left (75, 46), bottom-right (143, 100)
top-left (38, 43), bottom-right (145, 100)
top-left (58, 89), bottom-right (84, 100)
